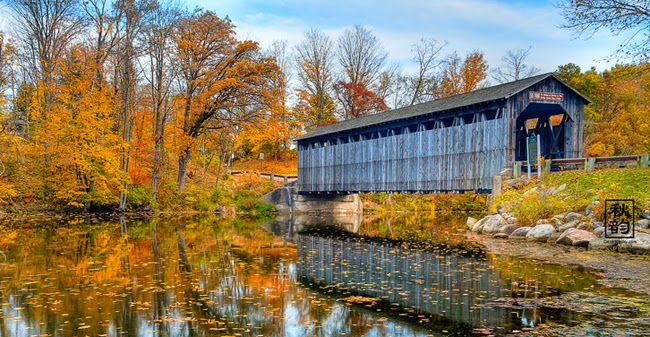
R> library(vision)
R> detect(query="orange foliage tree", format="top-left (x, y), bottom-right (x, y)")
top-left (556, 62), bottom-right (650, 156)
top-left (439, 50), bottom-right (488, 98)
top-left (333, 81), bottom-right (389, 119)
top-left (173, 10), bottom-right (279, 190)
top-left (28, 47), bottom-right (124, 209)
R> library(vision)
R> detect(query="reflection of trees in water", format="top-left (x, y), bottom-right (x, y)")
top-left (1, 215), bottom-right (452, 336)
top-left (297, 233), bottom-right (521, 331)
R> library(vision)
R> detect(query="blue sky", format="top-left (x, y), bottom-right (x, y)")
top-left (199, 0), bottom-right (627, 76)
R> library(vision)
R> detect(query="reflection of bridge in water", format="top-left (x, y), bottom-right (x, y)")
top-left (296, 232), bottom-right (573, 333)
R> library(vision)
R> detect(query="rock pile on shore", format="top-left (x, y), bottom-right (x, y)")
top-left (467, 207), bottom-right (650, 254)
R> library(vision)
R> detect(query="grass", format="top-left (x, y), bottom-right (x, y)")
top-left (494, 168), bottom-right (650, 226)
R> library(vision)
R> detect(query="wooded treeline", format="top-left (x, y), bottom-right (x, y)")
top-left (0, 0), bottom-right (647, 211)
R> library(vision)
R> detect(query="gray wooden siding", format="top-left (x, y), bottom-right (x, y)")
top-left (507, 77), bottom-right (585, 159)
top-left (298, 117), bottom-right (508, 193)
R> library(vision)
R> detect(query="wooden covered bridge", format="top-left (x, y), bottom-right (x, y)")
top-left (296, 73), bottom-right (590, 194)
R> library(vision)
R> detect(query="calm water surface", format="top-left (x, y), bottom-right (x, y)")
top-left (0, 213), bottom-right (647, 336)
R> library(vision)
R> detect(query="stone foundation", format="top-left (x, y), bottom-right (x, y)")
top-left (261, 187), bottom-right (363, 214)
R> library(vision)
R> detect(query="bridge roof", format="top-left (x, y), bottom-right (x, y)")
top-left (297, 73), bottom-right (589, 142)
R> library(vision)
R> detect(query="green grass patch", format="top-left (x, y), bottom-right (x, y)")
top-left (495, 168), bottom-right (650, 226)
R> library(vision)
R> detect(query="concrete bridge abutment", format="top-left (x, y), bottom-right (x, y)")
top-left (261, 186), bottom-right (363, 214)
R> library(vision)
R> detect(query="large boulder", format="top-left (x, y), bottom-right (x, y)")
top-left (505, 176), bottom-right (529, 188)
top-left (466, 217), bottom-right (478, 230)
top-left (556, 228), bottom-right (597, 247)
top-left (577, 222), bottom-right (592, 231)
top-left (481, 214), bottom-right (508, 234)
top-left (641, 210), bottom-right (650, 220)
top-left (584, 200), bottom-right (600, 217)
top-left (558, 220), bottom-right (581, 233)
top-left (472, 216), bottom-right (490, 233)
top-left (526, 224), bottom-right (557, 242)
top-left (588, 238), bottom-right (619, 251)
top-left (509, 226), bottom-right (532, 240)
top-left (618, 232), bottom-right (650, 254)
top-left (635, 219), bottom-right (650, 230)
top-left (593, 227), bottom-right (605, 237)
top-left (564, 212), bottom-right (583, 222)
top-left (547, 232), bottom-right (562, 244)
top-left (498, 224), bottom-right (519, 235)
top-left (522, 186), bottom-right (540, 197)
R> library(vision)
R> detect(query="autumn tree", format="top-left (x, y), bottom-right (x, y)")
top-left (492, 46), bottom-right (540, 83)
top-left (113, 0), bottom-right (148, 211)
top-left (81, 0), bottom-right (122, 89)
top-left (35, 47), bottom-right (124, 209)
top-left (140, 0), bottom-right (180, 201)
top-left (404, 38), bottom-right (447, 106)
top-left (556, 62), bottom-right (650, 156)
top-left (0, 34), bottom-right (18, 202)
top-left (374, 64), bottom-right (401, 108)
top-left (0, 33), bottom-right (16, 101)
top-left (294, 29), bottom-right (335, 129)
top-left (7, 0), bottom-right (85, 163)
top-left (174, 10), bottom-right (278, 190)
top-left (438, 50), bottom-right (488, 98)
top-left (333, 81), bottom-right (388, 119)
top-left (560, 0), bottom-right (650, 61)
top-left (263, 40), bottom-right (302, 167)
top-left (337, 25), bottom-right (387, 87)
top-left (334, 25), bottom-right (388, 119)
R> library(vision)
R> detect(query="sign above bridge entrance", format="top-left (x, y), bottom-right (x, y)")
top-left (529, 91), bottom-right (563, 102)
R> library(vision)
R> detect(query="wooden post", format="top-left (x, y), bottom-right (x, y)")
top-left (513, 162), bottom-right (522, 178)
top-left (271, 173), bottom-right (275, 181)
top-left (284, 176), bottom-right (288, 185)
top-left (639, 155), bottom-right (649, 169)
top-left (586, 158), bottom-right (596, 172)
top-left (544, 159), bottom-right (551, 176)
top-left (536, 134), bottom-right (542, 179)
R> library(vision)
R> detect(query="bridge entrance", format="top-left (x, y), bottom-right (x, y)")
top-left (515, 103), bottom-right (571, 161)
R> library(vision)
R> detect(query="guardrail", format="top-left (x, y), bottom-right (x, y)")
top-left (513, 154), bottom-right (649, 178)
top-left (228, 170), bottom-right (298, 185)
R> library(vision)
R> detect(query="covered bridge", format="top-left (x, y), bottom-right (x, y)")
top-left (296, 73), bottom-right (589, 194)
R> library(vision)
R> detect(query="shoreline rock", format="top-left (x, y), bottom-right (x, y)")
top-left (467, 207), bottom-right (650, 254)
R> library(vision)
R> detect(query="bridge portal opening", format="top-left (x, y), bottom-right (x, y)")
top-left (515, 103), bottom-right (571, 161)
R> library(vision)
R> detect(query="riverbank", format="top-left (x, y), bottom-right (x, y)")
top-left (468, 167), bottom-right (650, 252)
top-left (0, 170), bottom-right (279, 216)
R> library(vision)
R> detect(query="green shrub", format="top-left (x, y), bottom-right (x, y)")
top-left (254, 202), bottom-right (275, 217)
top-left (128, 186), bottom-right (152, 207)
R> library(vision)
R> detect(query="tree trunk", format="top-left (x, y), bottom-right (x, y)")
top-left (283, 139), bottom-right (288, 167)
top-left (215, 151), bottom-right (227, 188)
top-left (177, 147), bottom-right (191, 191)
top-left (151, 142), bottom-right (161, 202)
top-left (83, 180), bottom-right (95, 212)
top-left (117, 0), bottom-right (136, 212)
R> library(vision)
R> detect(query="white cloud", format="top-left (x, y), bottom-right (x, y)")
top-left (193, 0), bottom-right (630, 74)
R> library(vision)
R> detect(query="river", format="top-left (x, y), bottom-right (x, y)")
top-left (0, 213), bottom-right (648, 336)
